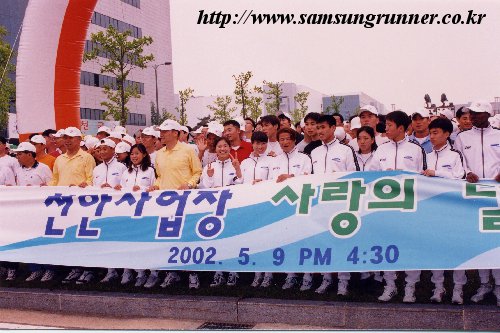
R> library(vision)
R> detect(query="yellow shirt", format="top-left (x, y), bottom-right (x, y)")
top-left (49, 149), bottom-right (96, 186)
top-left (154, 142), bottom-right (202, 189)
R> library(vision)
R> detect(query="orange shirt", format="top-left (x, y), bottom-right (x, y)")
top-left (37, 153), bottom-right (56, 171)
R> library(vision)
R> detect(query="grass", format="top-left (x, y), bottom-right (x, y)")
top-left (1, 265), bottom-right (498, 307)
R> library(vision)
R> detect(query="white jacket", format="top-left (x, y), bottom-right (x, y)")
top-left (240, 153), bottom-right (273, 183)
top-left (270, 147), bottom-right (312, 179)
top-left (120, 166), bottom-right (156, 190)
top-left (92, 157), bottom-right (127, 187)
top-left (265, 140), bottom-right (283, 156)
top-left (426, 143), bottom-right (465, 179)
top-left (453, 126), bottom-right (500, 179)
top-left (311, 139), bottom-right (359, 174)
top-left (199, 158), bottom-right (243, 188)
top-left (372, 136), bottom-right (426, 172)
top-left (0, 166), bottom-right (15, 185)
top-left (356, 152), bottom-right (379, 171)
top-left (15, 161), bottom-right (52, 186)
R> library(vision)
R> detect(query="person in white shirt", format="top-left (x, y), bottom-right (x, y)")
top-left (310, 114), bottom-right (359, 295)
top-left (421, 117), bottom-right (467, 304)
top-left (355, 126), bottom-right (379, 171)
top-left (140, 127), bottom-right (160, 166)
top-left (260, 115), bottom-right (283, 157)
top-left (351, 105), bottom-right (390, 151)
top-left (92, 139), bottom-right (127, 189)
top-left (453, 100), bottom-right (500, 306)
top-left (0, 136), bottom-right (19, 174)
top-left (115, 141), bottom-right (131, 165)
top-left (0, 166), bottom-right (15, 185)
top-left (199, 137), bottom-right (243, 288)
top-left (240, 131), bottom-right (273, 185)
top-left (196, 124), bottom-right (222, 167)
top-left (374, 110), bottom-right (427, 303)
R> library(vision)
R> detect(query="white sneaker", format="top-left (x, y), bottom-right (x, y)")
top-left (315, 278), bottom-right (332, 294)
top-left (189, 273), bottom-right (200, 289)
top-left (227, 272), bottom-right (239, 286)
top-left (144, 272), bottom-right (159, 288)
top-left (493, 285), bottom-right (500, 307)
top-left (25, 270), bottom-right (44, 282)
top-left (160, 272), bottom-right (181, 288)
top-left (452, 286), bottom-right (464, 305)
top-left (5, 269), bottom-right (16, 281)
top-left (121, 269), bottom-right (134, 285)
top-left (100, 269), bottom-right (119, 283)
top-left (250, 273), bottom-right (263, 287)
top-left (337, 279), bottom-right (349, 296)
top-left (360, 272), bottom-right (372, 280)
top-left (300, 274), bottom-right (313, 291)
top-left (62, 269), bottom-right (82, 284)
top-left (282, 275), bottom-right (298, 290)
top-left (76, 270), bottom-right (94, 285)
top-left (210, 272), bottom-right (226, 287)
top-left (403, 284), bottom-right (416, 303)
top-left (41, 269), bottom-right (55, 282)
top-left (471, 283), bottom-right (493, 303)
top-left (260, 275), bottom-right (273, 288)
top-left (430, 286), bottom-right (446, 303)
top-left (135, 273), bottom-right (148, 287)
top-left (378, 284), bottom-right (397, 302)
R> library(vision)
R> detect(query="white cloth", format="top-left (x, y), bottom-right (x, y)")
top-left (372, 136), bottom-right (426, 172)
top-left (240, 153), bottom-right (273, 183)
top-left (201, 150), bottom-right (217, 168)
top-left (92, 157), bottom-right (127, 187)
top-left (264, 141), bottom-right (283, 156)
top-left (199, 158), bottom-right (242, 189)
top-left (0, 166), bottom-right (16, 185)
top-left (14, 162), bottom-right (52, 186)
top-left (356, 152), bottom-right (379, 171)
top-left (270, 147), bottom-right (312, 179)
top-left (120, 166), bottom-right (156, 190)
top-left (0, 155), bottom-right (20, 174)
top-left (349, 134), bottom-right (390, 152)
top-left (310, 138), bottom-right (359, 174)
top-left (426, 143), bottom-right (465, 179)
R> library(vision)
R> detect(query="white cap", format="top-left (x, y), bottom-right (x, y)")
top-left (84, 136), bottom-right (100, 150)
top-left (30, 134), bottom-right (46, 145)
top-left (97, 126), bottom-right (111, 135)
top-left (122, 134), bottom-right (136, 146)
top-left (115, 141), bottom-right (131, 154)
top-left (334, 127), bottom-right (347, 141)
top-left (13, 142), bottom-right (36, 153)
top-left (412, 108), bottom-right (431, 118)
top-left (97, 138), bottom-right (116, 148)
top-left (468, 100), bottom-right (493, 116)
top-left (142, 127), bottom-right (160, 138)
top-left (350, 116), bottom-right (361, 130)
top-left (191, 127), bottom-right (203, 135)
top-left (180, 126), bottom-right (189, 133)
top-left (232, 117), bottom-right (246, 131)
top-left (207, 124), bottom-right (223, 137)
top-left (437, 108), bottom-right (454, 120)
top-left (64, 127), bottom-right (82, 137)
top-left (158, 119), bottom-right (181, 131)
top-left (489, 116), bottom-right (500, 128)
top-left (359, 105), bottom-right (379, 116)
top-left (113, 125), bottom-right (127, 135)
top-left (80, 141), bottom-right (86, 147)
top-left (109, 131), bottom-right (123, 140)
top-left (53, 129), bottom-right (65, 138)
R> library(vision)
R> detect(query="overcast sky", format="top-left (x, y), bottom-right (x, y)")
top-left (170, 0), bottom-right (500, 112)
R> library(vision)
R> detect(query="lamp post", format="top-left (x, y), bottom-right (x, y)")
top-left (153, 62), bottom-right (172, 120)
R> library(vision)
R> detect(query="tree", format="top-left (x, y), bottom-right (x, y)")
top-left (233, 71), bottom-right (253, 118)
top-left (247, 93), bottom-right (263, 122)
top-left (207, 96), bottom-right (237, 123)
top-left (292, 91), bottom-right (310, 123)
top-left (262, 80), bottom-right (284, 115)
top-left (0, 26), bottom-right (15, 133)
top-left (150, 101), bottom-right (176, 125)
top-left (174, 87), bottom-right (194, 125)
top-left (194, 115), bottom-right (215, 130)
top-left (83, 25), bottom-right (154, 126)
top-left (325, 94), bottom-right (344, 115)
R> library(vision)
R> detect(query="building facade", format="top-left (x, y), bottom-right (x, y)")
top-left (322, 92), bottom-right (387, 119)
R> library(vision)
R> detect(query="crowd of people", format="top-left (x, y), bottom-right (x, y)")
top-left (0, 100), bottom-right (499, 306)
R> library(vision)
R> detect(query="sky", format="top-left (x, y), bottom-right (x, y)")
top-left (169, 0), bottom-right (500, 113)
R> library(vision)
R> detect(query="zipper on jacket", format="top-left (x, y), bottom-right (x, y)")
top-left (481, 129), bottom-right (485, 178)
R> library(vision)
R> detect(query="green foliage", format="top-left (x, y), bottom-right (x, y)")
top-left (262, 81), bottom-right (283, 116)
top-left (233, 71), bottom-right (253, 118)
top-left (292, 91), bottom-right (310, 123)
top-left (247, 93), bottom-right (263, 122)
top-left (325, 94), bottom-right (344, 115)
top-left (0, 26), bottom-right (15, 133)
top-left (175, 87), bottom-right (194, 126)
top-left (150, 101), bottom-right (176, 125)
top-left (207, 96), bottom-right (237, 123)
top-left (83, 25), bottom-right (154, 126)
top-left (194, 115), bottom-right (215, 130)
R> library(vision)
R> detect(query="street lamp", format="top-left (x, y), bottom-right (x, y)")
top-left (153, 61), bottom-right (172, 118)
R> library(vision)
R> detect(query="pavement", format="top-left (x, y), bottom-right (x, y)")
top-left (0, 288), bottom-right (498, 330)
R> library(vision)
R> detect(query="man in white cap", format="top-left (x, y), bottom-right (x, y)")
top-left (409, 108), bottom-right (433, 154)
top-left (141, 127), bottom-right (160, 165)
top-left (96, 126), bottom-right (111, 140)
top-left (30, 134), bottom-right (56, 171)
top-left (92, 138), bottom-right (126, 189)
top-left (53, 129), bottom-right (68, 155)
top-left (278, 112), bottom-right (304, 143)
top-left (358, 105), bottom-right (390, 146)
top-left (113, 125), bottom-right (127, 136)
top-left (108, 131), bottom-right (124, 145)
top-left (453, 100), bottom-right (500, 306)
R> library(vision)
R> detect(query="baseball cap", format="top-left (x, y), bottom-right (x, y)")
top-left (142, 127), bottom-right (160, 138)
top-left (53, 129), bottom-right (65, 138)
top-left (207, 124), bottom-right (223, 137)
top-left (158, 119), bottom-right (181, 131)
top-left (412, 108), bottom-right (431, 119)
top-left (122, 134), bottom-right (136, 146)
top-left (350, 116), bottom-right (361, 130)
top-left (97, 138), bottom-right (116, 148)
top-left (64, 127), bottom-right (82, 137)
top-left (109, 131), bottom-right (123, 140)
top-left (191, 127), bottom-right (203, 135)
top-left (84, 136), bottom-right (100, 150)
top-left (334, 127), bottom-right (347, 141)
top-left (113, 125), bottom-right (127, 135)
top-left (278, 112), bottom-right (292, 121)
top-left (30, 134), bottom-right (46, 145)
top-left (97, 126), bottom-right (111, 135)
top-left (115, 141), bottom-right (131, 154)
top-left (437, 108), bottom-right (454, 120)
top-left (468, 100), bottom-right (493, 116)
top-left (13, 142), bottom-right (36, 153)
top-left (180, 126), bottom-right (189, 133)
top-left (359, 105), bottom-right (379, 116)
